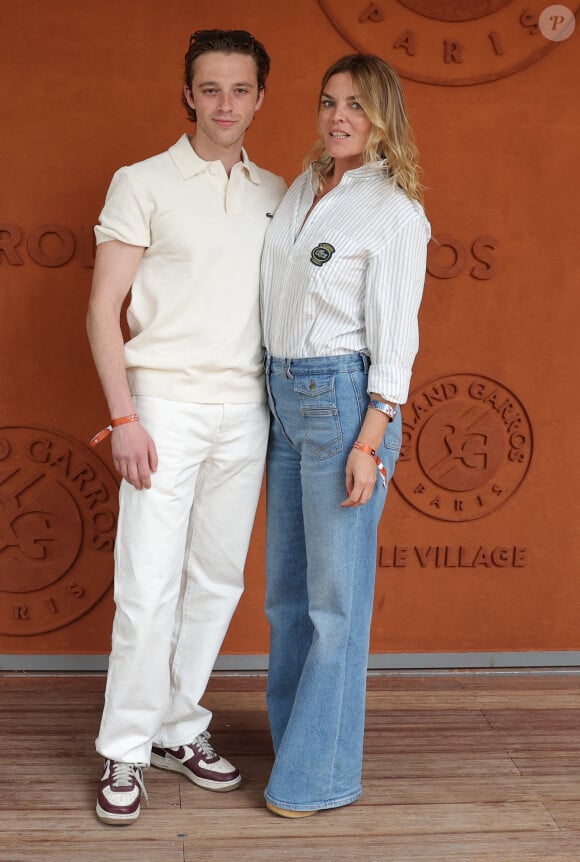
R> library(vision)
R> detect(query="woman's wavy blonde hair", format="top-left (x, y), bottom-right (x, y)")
top-left (307, 54), bottom-right (423, 203)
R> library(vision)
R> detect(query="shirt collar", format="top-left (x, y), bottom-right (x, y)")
top-left (351, 160), bottom-right (389, 178)
top-left (308, 159), bottom-right (388, 190)
top-left (239, 148), bottom-right (261, 184)
top-left (169, 134), bottom-right (260, 184)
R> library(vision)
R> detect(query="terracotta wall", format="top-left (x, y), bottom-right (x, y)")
top-left (1, 0), bottom-right (578, 656)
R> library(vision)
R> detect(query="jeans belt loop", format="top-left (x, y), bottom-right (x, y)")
top-left (284, 358), bottom-right (293, 380)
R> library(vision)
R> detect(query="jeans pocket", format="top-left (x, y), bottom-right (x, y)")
top-left (385, 413), bottom-right (402, 454)
top-left (294, 373), bottom-right (342, 459)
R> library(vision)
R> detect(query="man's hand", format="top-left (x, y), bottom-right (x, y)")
top-left (111, 422), bottom-right (158, 490)
top-left (341, 447), bottom-right (377, 507)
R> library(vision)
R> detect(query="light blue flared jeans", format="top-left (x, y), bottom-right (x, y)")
top-left (264, 354), bottom-right (402, 812)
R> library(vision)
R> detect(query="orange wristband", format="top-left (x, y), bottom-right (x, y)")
top-left (352, 440), bottom-right (386, 488)
top-left (89, 413), bottom-right (139, 448)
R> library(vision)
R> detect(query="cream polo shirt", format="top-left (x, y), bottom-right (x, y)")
top-left (95, 134), bottom-right (286, 403)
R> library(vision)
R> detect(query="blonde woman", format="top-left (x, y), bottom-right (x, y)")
top-left (261, 54), bottom-right (430, 817)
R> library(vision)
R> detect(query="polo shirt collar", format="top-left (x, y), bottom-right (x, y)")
top-left (240, 148), bottom-right (261, 184)
top-left (169, 134), bottom-right (261, 184)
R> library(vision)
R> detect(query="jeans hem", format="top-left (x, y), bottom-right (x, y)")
top-left (264, 788), bottom-right (362, 812)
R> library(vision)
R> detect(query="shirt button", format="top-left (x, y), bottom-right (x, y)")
top-left (209, 165), bottom-right (218, 175)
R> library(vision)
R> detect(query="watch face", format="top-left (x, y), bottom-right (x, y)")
top-left (318, 0), bottom-right (578, 85)
top-left (372, 400), bottom-right (396, 418)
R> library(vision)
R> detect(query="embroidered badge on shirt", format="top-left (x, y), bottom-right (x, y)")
top-left (310, 243), bottom-right (335, 266)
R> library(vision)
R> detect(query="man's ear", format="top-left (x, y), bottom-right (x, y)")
top-left (184, 86), bottom-right (195, 111)
top-left (254, 88), bottom-right (265, 113)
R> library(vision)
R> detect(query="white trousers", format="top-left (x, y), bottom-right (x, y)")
top-left (96, 395), bottom-right (269, 764)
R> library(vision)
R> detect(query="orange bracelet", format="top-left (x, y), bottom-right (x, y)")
top-left (352, 440), bottom-right (386, 488)
top-left (89, 413), bottom-right (139, 447)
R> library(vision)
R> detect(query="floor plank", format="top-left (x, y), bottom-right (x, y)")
top-left (2, 671), bottom-right (580, 861)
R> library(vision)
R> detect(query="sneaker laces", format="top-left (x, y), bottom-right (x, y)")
top-left (194, 731), bottom-right (218, 761)
top-left (111, 761), bottom-right (149, 802)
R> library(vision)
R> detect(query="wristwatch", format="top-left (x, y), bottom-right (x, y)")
top-left (369, 399), bottom-right (397, 421)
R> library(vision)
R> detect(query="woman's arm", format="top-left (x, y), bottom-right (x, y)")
top-left (341, 214), bottom-right (429, 507)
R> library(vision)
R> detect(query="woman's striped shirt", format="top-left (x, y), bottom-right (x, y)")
top-left (260, 163), bottom-right (430, 404)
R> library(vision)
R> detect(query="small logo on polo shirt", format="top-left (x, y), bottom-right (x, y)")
top-left (266, 212), bottom-right (274, 218)
top-left (310, 243), bottom-right (335, 266)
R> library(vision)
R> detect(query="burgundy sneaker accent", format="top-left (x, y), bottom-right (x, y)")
top-left (96, 759), bottom-right (147, 825)
top-left (150, 731), bottom-right (241, 792)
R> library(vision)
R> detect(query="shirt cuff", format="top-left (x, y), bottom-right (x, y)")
top-left (368, 365), bottom-right (412, 405)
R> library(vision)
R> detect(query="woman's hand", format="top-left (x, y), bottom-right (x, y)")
top-left (341, 447), bottom-right (378, 507)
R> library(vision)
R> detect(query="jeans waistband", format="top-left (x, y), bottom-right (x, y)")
top-left (265, 353), bottom-right (370, 377)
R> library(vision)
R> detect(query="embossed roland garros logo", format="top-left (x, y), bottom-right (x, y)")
top-left (0, 426), bottom-right (118, 635)
top-left (317, 0), bottom-right (578, 86)
top-left (392, 374), bottom-right (533, 522)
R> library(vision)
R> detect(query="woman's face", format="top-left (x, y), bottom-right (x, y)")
top-left (318, 72), bottom-right (372, 169)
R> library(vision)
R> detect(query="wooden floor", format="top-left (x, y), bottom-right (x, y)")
top-left (3, 672), bottom-right (580, 861)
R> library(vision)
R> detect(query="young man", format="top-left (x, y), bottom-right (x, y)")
top-left (87, 30), bottom-right (286, 826)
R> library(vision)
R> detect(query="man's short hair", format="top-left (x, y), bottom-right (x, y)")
top-left (183, 29), bottom-right (271, 123)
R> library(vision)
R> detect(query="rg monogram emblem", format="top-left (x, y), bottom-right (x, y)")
top-left (0, 426), bottom-right (118, 635)
top-left (392, 374), bottom-right (533, 522)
